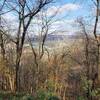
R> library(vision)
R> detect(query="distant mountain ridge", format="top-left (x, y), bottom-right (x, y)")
top-left (31, 34), bottom-right (83, 42)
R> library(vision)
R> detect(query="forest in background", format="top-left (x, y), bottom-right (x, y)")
top-left (0, 0), bottom-right (100, 100)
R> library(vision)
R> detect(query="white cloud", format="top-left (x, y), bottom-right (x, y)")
top-left (46, 19), bottom-right (78, 35)
top-left (2, 13), bottom-right (18, 35)
top-left (47, 3), bottom-right (80, 16)
top-left (3, 12), bottom-right (17, 21)
top-left (1, 3), bottom-right (80, 36)
top-left (60, 3), bottom-right (80, 12)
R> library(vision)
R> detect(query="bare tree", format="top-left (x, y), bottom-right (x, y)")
top-left (1, 0), bottom-right (54, 92)
top-left (26, 9), bottom-right (59, 91)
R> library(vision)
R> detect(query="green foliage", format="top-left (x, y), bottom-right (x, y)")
top-left (81, 76), bottom-right (92, 92)
top-left (77, 96), bottom-right (85, 100)
top-left (46, 80), bottom-right (55, 92)
top-left (96, 88), bottom-right (100, 96)
top-left (0, 92), bottom-right (34, 100)
top-left (22, 94), bottom-right (35, 100)
top-left (36, 88), bottom-right (58, 100)
top-left (48, 96), bottom-right (59, 100)
top-left (36, 80), bottom-right (58, 100)
top-left (80, 75), bottom-right (100, 99)
top-left (37, 89), bottom-right (47, 100)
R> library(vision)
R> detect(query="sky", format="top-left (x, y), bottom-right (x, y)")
top-left (0, 0), bottom-right (96, 36)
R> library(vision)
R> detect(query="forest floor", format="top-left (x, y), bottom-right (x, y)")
top-left (0, 92), bottom-right (34, 100)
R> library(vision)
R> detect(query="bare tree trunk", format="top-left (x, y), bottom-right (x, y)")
top-left (0, 16), bottom-right (6, 91)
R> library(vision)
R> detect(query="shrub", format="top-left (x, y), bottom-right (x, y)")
top-left (22, 94), bottom-right (35, 100)
top-left (48, 96), bottom-right (59, 100)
